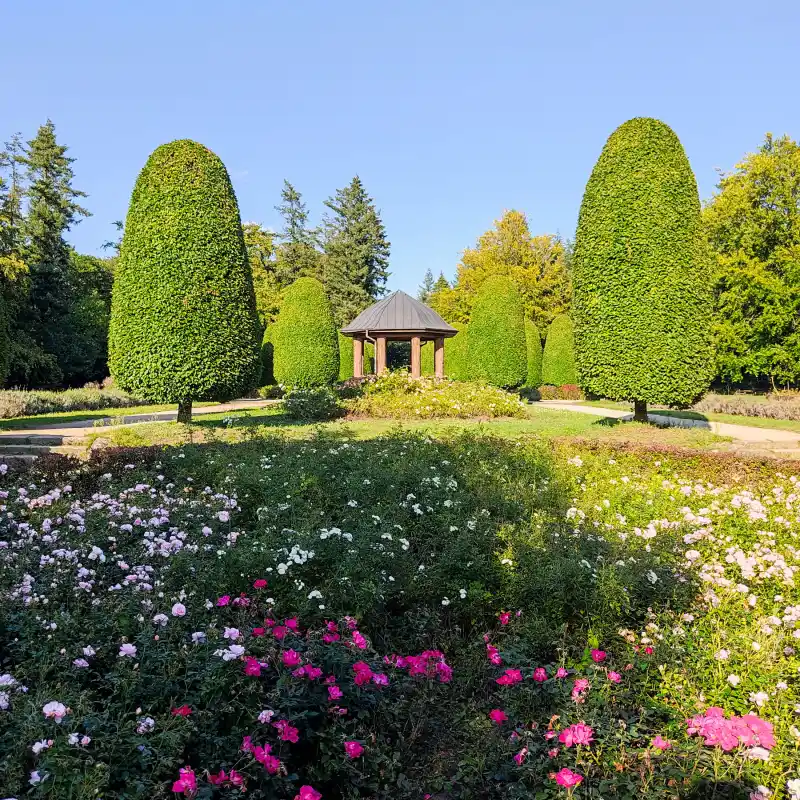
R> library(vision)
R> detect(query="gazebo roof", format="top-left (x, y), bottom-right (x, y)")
top-left (341, 290), bottom-right (458, 338)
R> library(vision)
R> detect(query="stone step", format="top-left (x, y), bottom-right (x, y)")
top-left (0, 444), bottom-right (55, 455)
top-left (0, 454), bottom-right (38, 467)
top-left (0, 434), bottom-right (64, 446)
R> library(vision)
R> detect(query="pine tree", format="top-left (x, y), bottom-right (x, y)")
top-left (432, 272), bottom-right (450, 293)
top-left (417, 268), bottom-right (435, 303)
top-left (322, 176), bottom-right (390, 327)
top-left (0, 134), bottom-right (26, 281)
top-left (274, 180), bottom-right (320, 284)
top-left (13, 121), bottom-right (89, 385)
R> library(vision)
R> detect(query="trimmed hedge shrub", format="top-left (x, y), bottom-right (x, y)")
top-left (261, 325), bottom-right (275, 386)
top-left (272, 277), bottom-right (339, 388)
top-left (466, 277), bottom-right (527, 387)
top-left (525, 320), bottom-right (543, 387)
top-left (338, 334), bottom-right (376, 381)
top-left (572, 117), bottom-right (714, 410)
top-left (420, 325), bottom-right (468, 380)
top-left (283, 386), bottom-right (344, 421)
top-left (108, 140), bottom-right (261, 418)
top-left (541, 314), bottom-right (576, 386)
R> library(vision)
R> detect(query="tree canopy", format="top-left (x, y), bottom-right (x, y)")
top-left (703, 134), bottom-right (800, 387)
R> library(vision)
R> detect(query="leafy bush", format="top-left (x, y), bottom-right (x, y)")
top-left (525, 319), bottom-right (542, 387)
top-left (693, 391), bottom-right (800, 420)
top-left (537, 383), bottom-right (584, 400)
top-left (108, 139), bottom-right (261, 415)
top-left (283, 386), bottom-right (344, 421)
top-left (421, 323), bottom-right (468, 380)
top-left (261, 325), bottom-right (275, 386)
top-left (272, 278), bottom-right (339, 388)
top-left (346, 371), bottom-right (526, 418)
top-left (257, 384), bottom-right (284, 400)
top-left (467, 277), bottom-right (527, 387)
top-left (0, 386), bottom-right (141, 418)
top-left (572, 117), bottom-right (714, 406)
top-left (1, 435), bottom-right (798, 797)
top-left (338, 333), bottom-right (374, 381)
top-left (541, 314), bottom-right (577, 385)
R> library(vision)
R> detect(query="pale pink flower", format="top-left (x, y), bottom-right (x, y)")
top-left (652, 735), bottom-right (671, 751)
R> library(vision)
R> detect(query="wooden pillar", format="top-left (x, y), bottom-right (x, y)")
top-left (375, 335), bottom-right (387, 374)
top-left (353, 337), bottom-right (364, 378)
top-left (434, 337), bottom-right (445, 378)
top-left (410, 336), bottom-right (421, 378)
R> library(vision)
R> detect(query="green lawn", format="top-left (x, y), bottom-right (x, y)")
top-left (83, 404), bottom-right (728, 450)
top-left (0, 402), bottom-right (215, 431)
top-left (579, 399), bottom-right (800, 434)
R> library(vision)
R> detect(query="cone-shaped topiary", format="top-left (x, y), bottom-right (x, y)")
top-left (541, 314), bottom-right (576, 385)
top-left (525, 320), bottom-right (543, 387)
top-left (466, 277), bottom-right (527, 387)
top-left (272, 277), bottom-right (339, 387)
top-left (108, 140), bottom-right (261, 422)
top-left (261, 326), bottom-right (275, 386)
top-left (421, 325), bottom-right (468, 379)
top-left (573, 117), bottom-right (714, 420)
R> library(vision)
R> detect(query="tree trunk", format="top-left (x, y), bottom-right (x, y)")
top-left (177, 398), bottom-right (193, 424)
top-left (633, 399), bottom-right (648, 423)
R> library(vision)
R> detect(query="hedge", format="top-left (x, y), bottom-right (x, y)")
top-left (466, 277), bottom-right (527, 387)
top-left (272, 277), bottom-right (339, 388)
top-left (338, 333), bottom-right (374, 381)
top-left (525, 319), bottom-right (542, 387)
top-left (108, 140), bottom-right (260, 417)
top-left (421, 325), bottom-right (469, 380)
top-left (572, 117), bottom-right (714, 407)
top-left (541, 314), bottom-right (576, 385)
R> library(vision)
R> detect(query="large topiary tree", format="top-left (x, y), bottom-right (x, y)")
top-left (272, 277), bottom-right (339, 387)
top-left (573, 117), bottom-right (714, 421)
top-left (525, 319), bottom-right (543, 387)
top-left (109, 140), bottom-right (260, 423)
top-left (466, 277), bottom-right (527, 387)
top-left (541, 314), bottom-right (576, 385)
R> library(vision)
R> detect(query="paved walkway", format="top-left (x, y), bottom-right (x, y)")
top-left (536, 401), bottom-right (800, 444)
top-left (0, 398), bottom-right (277, 440)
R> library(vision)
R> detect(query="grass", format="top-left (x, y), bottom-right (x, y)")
top-left (0, 401), bottom-right (217, 431)
top-left (80, 404), bottom-right (729, 451)
top-left (578, 399), bottom-right (800, 434)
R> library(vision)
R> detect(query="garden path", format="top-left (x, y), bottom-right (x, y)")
top-left (536, 401), bottom-right (800, 449)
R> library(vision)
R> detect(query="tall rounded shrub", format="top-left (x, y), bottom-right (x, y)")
top-left (573, 117), bottom-right (714, 420)
top-left (525, 320), bottom-right (543, 387)
top-left (108, 140), bottom-right (260, 422)
top-left (467, 278), bottom-right (527, 387)
top-left (272, 277), bottom-right (339, 387)
top-left (541, 314), bottom-right (576, 385)
top-left (421, 325), bottom-right (468, 380)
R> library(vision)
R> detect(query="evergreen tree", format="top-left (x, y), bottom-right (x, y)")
top-left (0, 134), bottom-right (26, 282)
top-left (11, 121), bottom-right (90, 386)
top-left (274, 180), bottom-right (320, 284)
top-left (417, 268), bottom-right (435, 303)
top-left (242, 222), bottom-right (280, 327)
top-left (573, 117), bottom-right (713, 420)
top-left (322, 176), bottom-right (390, 327)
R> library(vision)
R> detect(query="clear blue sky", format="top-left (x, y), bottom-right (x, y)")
top-left (4, 0), bottom-right (798, 294)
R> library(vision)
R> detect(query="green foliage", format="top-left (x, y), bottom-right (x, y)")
top-left (322, 176), bottom-right (390, 328)
top-left (347, 371), bottom-right (526, 418)
top-left (261, 325), bottom-right (275, 385)
top-left (432, 211), bottom-right (571, 330)
top-left (272, 277), bottom-right (339, 387)
top-left (0, 385), bottom-right (139, 418)
top-left (702, 134), bottom-right (800, 387)
top-left (534, 383), bottom-right (583, 400)
top-left (541, 314), bottom-right (577, 386)
top-left (338, 332), bottom-right (354, 381)
top-left (422, 324), bottom-right (468, 380)
top-left (242, 222), bottom-right (281, 326)
top-left (283, 386), bottom-right (344, 421)
top-left (466, 276), bottom-right (527, 387)
top-left (573, 117), bottom-right (714, 406)
top-left (525, 319), bottom-right (542, 387)
top-left (274, 180), bottom-right (321, 285)
top-left (417, 268), bottom-right (435, 303)
top-left (108, 140), bottom-right (261, 406)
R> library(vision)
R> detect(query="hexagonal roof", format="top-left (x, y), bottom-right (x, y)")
top-left (340, 290), bottom-right (458, 337)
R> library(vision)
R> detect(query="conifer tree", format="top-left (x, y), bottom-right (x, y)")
top-left (274, 180), bottom-right (320, 284)
top-left (322, 176), bottom-right (390, 327)
top-left (417, 268), bottom-right (435, 303)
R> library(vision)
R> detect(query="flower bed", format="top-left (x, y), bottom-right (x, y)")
top-left (0, 434), bottom-right (799, 798)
